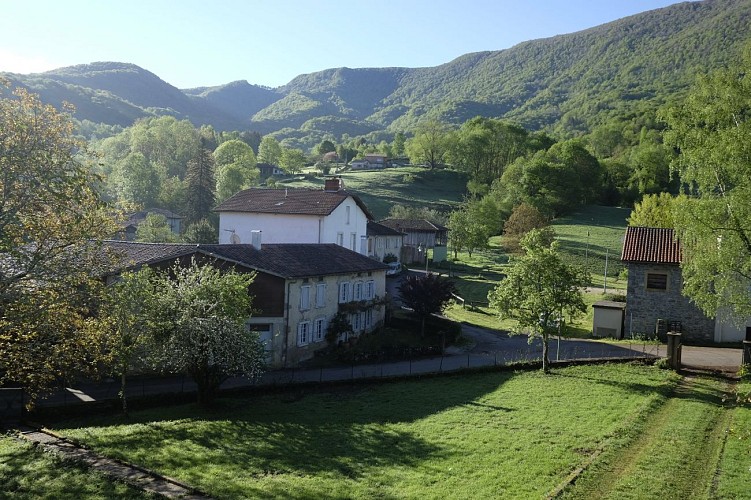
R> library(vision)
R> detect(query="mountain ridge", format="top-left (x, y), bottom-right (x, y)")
top-left (2, 0), bottom-right (749, 144)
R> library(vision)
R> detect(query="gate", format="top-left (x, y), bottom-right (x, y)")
top-left (0, 388), bottom-right (24, 423)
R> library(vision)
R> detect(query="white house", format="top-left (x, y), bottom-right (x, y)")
top-left (103, 240), bottom-right (389, 368)
top-left (367, 221), bottom-right (404, 263)
top-left (215, 177), bottom-right (373, 254)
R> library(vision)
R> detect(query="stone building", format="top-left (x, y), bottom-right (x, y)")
top-left (621, 226), bottom-right (715, 342)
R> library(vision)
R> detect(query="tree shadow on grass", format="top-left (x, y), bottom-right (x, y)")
top-left (52, 372), bottom-right (516, 499)
top-left (0, 439), bottom-right (147, 499)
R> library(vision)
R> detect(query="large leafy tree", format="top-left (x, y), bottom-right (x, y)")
top-left (214, 139), bottom-right (258, 202)
top-left (488, 229), bottom-right (589, 373)
top-left (0, 84), bottom-right (116, 403)
top-left (451, 117), bottom-right (530, 185)
top-left (662, 46), bottom-right (751, 322)
top-left (148, 260), bottom-right (265, 407)
top-left (257, 135), bottom-right (282, 165)
top-left (405, 119), bottom-right (454, 169)
top-left (398, 274), bottom-right (456, 337)
top-left (97, 268), bottom-right (158, 415)
top-left (279, 147), bottom-right (307, 174)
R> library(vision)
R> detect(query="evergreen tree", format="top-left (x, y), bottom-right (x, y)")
top-left (185, 144), bottom-right (216, 224)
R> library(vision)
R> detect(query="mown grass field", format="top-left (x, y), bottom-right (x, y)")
top-left (277, 166), bottom-right (467, 220)
top-left (46, 364), bottom-right (749, 499)
top-left (0, 436), bottom-right (151, 499)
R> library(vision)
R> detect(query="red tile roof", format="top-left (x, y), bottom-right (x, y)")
top-left (378, 218), bottom-right (448, 233)
top-left (214, 187), bottom-right (373, 219)
top-left (621, 227), bottom-right (682, 264)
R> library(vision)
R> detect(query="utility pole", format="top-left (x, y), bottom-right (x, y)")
top-left (603, 247), bottom-right (609, 294)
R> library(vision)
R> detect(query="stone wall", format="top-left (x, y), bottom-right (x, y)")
top-left (624, 262), bottom-right (714, 342)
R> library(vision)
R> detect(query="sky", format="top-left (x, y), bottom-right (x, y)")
top-left (1, 0), bottom-right (688, 89)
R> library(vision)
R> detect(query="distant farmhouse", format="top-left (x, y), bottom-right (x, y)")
top-left (350, 154), bottom-right (388, 170)
top-left (116, 208), bottom-right (184, 241)
top-left (103, 240), bottom-right (388, 367)
top-left (257, 162), bottom-right (285, 178)
top-left (621, 226), bottom-right (749, 343)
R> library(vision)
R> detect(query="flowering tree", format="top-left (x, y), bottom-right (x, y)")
top-left (149, 259), bottom-right (264, 407)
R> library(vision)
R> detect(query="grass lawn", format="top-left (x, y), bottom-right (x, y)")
top-left (276, 166), bottom-right (467, 220)
top-left (0, 436), bottom-right (151, 499)
top-left (54, 364), bottom-right (677, 499)
top-left (552, 205), bottom-right (631, 290)
top-left (562, 374), bottom-right (739, 499)
top-left (713, 380), bottom-right (751, 499)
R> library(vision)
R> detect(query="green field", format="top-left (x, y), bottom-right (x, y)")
top-left (45, 364), bottom-right (749, 499)
top-left (552, 205), bottom-right (631, 289)
top-left (277, 166), bottom-right (467, 220)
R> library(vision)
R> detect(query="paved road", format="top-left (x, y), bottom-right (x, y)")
top-left (12, 300), bottom-right (741, 412)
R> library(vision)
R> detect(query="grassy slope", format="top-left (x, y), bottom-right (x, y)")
top-left (0, 436), bottom-right (150, 499)
top-left (275, 166), bottom-right (467, 220)
top-left (55, 364), bottom-right (674, 499)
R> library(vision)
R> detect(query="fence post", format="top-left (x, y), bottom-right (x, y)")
top-left (667, 331), bottom-right (682, 370)
top-left (743, 340), bottom-right (751, 365)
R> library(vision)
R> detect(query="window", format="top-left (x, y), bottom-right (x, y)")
top-left (337, 232), bottom-right (344, 246)
top-left (339, 282), bottom-right (350, 303)
top-left (365, 309), bottom-right (373, 328)
top-left (346, 205), bottom-right (351, 225)
top-left (350, 233), bottom-right (357, 251)
top-left (354, 281), bottom-right (363, 301)
top-left (313, 317), bottom-right (326, 342)
top-left (351, 312), bottom-right (361, 332)
top-left (300, 285), bottom-right (311, 310)
top-left (297, 321), bottom-right (311, 346)
top-left (646, 272), bottom-right (668, 291)
top-left (364, 280), bottom-right (375, 300)
top-left (315, 283), bottom-right (326, 308)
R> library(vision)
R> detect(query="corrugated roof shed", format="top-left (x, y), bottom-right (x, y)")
top-left (621, 227), bottom-right (682, 264)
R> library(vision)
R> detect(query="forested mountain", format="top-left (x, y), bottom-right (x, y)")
top-left (2, 0), bottom-right (750, 145)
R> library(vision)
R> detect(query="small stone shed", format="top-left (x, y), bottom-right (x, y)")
top-left (592, 300), bottom-right (626, 339)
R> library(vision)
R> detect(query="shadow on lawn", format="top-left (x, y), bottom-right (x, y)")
top-left (0, 440), bottom-right (144, 499)
top-left (53, 372), bottom-right (516, 499)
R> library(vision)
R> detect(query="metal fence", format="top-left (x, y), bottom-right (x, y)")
top-left (31, 341), bottom-right (661, 410)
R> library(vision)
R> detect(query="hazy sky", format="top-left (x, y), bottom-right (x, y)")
top-left (1, 0), bottom-right (687, 89)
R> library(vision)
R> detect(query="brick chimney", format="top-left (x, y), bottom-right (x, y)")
top-left (324, 176), bottom-right (344, 192)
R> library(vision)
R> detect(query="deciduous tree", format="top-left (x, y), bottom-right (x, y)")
top-left (662, 45), bottom-right (751, 322)
top-left (148, 260), bottom-right (264, 407)
top-left (0, 84), bottom-right (116, 403)
top-left (398, 274), bottom-right (456, 337)
top-left (488, 229), bottom-right (588, 373)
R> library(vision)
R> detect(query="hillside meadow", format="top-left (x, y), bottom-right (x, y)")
top-left (41, 363), bottom-right (749, 499)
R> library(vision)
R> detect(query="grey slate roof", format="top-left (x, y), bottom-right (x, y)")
top-left (102, 241), bottom-right (388, 278)
top-left (378, 218), bottom-right (448, 233)
top-left (214, 187), bottom-right (374, 220)
top-left (367, 221), bottom-right (404, 237)
top-left (621, 227), bottom-right (682, 264)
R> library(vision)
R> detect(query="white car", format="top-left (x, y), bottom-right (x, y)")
top-left (386, 261), bottom-right (402, 276)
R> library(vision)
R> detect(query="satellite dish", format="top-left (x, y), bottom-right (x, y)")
top-left (230, 233), bottom-right (241, 244)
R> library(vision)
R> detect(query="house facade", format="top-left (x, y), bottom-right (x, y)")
top-left (621, 227), bottom-right (715, 342)
top-left (367, 221), bottom-right (404, 263)
top-left (103, 240), bottom-right (389, 368)
top-left (215, 177), bottom-right (373, 254)
top-left (377, 218), bottom-right (448, 264)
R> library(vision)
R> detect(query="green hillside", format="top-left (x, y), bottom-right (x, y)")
top-left (4, 0), bottom-right (750, 144)
top-left (275, 167), bottom-right (468, 220)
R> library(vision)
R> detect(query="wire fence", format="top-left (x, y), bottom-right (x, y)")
top-left (29, 341), bottom-right (662, 411)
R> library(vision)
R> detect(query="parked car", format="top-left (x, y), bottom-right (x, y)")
top-left (386, 261), bottom-right (402, 276)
